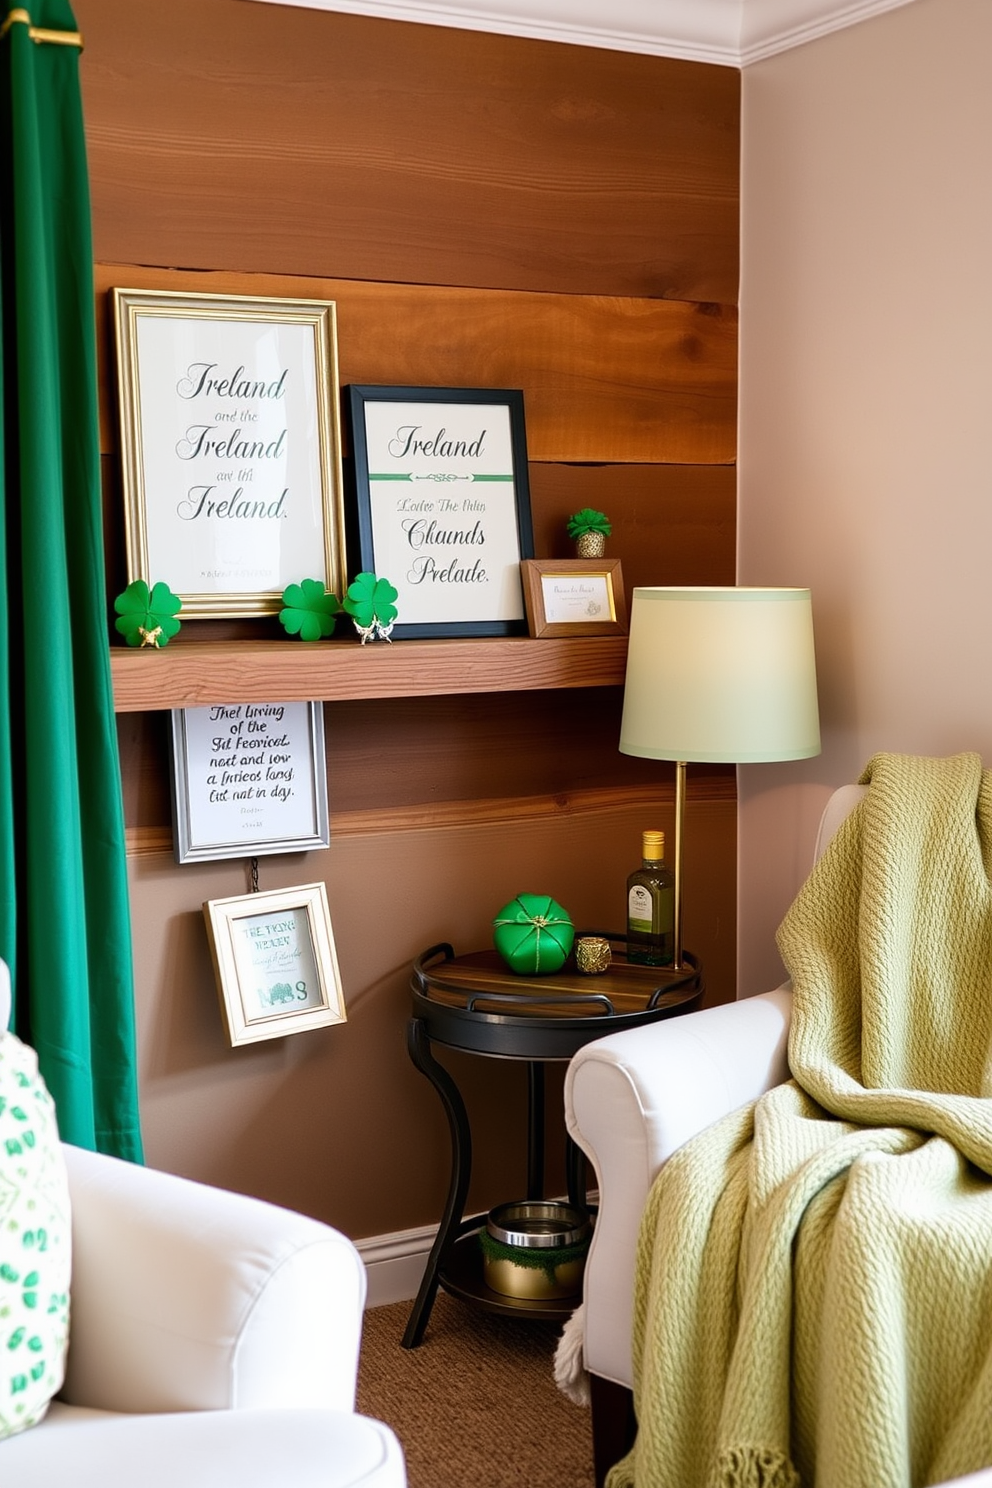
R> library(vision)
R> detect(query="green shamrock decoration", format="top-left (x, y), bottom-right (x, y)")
top-left (278, 579), bottom-right (341, 641)
top-left (114, 580), bottom-right (182, 648)
top-left (566, 508), bottom-right (612, 540)
top-left (342, 572), bottom-right (399, 644)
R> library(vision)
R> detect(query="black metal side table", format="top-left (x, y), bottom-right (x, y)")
top-left (401, 936), bottom-right (703, 1348)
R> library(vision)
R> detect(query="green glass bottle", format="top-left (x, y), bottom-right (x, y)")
top-left (626, 830), bottom-right (675, 966)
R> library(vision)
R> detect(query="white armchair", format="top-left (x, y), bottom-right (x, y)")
top-left (0, 966), bottom-right (406, 1487)
top-left (565, 782), bottom-right (992, 1488)
top-left (563, 785), bottom-right (862, 1482)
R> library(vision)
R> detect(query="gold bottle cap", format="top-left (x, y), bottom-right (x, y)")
top-left (642, 830), bottom-right (665, 859)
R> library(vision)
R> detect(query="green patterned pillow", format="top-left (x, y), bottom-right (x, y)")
top-left (0, 1029), bottom-right (71, 1440)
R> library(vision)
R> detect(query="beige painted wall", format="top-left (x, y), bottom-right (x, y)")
top-left (130, 793), bottom-right (735, 1240)
top-left (737, 0), bottom-right (992, 994)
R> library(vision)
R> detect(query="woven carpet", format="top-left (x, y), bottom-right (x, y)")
top-left (357, 1292), bottom-right (595, 1488)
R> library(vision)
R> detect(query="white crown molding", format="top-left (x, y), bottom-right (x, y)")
top-left (739, 0), bottom-right (918, 63)
top-left (247, 0), bottom-right (741, 63)
top-left (245, 0), bottom-right (920, 66)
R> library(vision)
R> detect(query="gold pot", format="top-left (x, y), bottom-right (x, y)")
top-left (575, 531), bottom-right (607, 558)
top-left (483, 1253), bottom-right (586, 1300)
top-left (482, 1200), bottom-right (591, 1300)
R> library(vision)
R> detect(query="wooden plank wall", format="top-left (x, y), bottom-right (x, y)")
top-left (76, 0), bottom-right (741, 1238)
top-left (80, 3), bottom-right (738, 301)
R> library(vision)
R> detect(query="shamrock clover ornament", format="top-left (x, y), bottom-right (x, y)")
top-left (278, 579), bottom-right (341, 641)
top-left (342, 573), bottom-right (398, 644)
top-left (114, 580), bottom-right (182, 648)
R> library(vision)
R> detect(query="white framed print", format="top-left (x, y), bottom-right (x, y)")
top-left (113, 288), bottom-right (346, 617)
top-left (203, 883), bottom-right (346, 1046)
top-left (170, 700), bottom-right (329, 863)
top-left (345, 385), bottom-right (535, 638)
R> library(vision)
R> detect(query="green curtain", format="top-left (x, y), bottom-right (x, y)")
top-left (0, 1), bottom-right (143, 1161)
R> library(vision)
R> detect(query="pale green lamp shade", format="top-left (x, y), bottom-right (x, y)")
top-left (619, 587), bottom-right (821, 764)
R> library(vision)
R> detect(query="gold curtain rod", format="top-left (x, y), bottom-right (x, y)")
top-left (0, 8), bottom-right (83, 46)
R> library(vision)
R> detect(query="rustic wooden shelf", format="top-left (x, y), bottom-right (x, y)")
top-left (110, 634), bottom-right (629, 712)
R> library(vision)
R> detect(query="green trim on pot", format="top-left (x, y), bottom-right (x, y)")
top-left (477, 1228), bottom-right (590, 1282)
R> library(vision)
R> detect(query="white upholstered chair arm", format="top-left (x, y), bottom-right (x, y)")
top-left (60, 1145), bottom-right (365, 1416)
top-left (564, 985), bottom-right (793, 1387)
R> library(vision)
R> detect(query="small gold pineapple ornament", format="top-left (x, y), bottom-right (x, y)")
top-left (566, 508), bottom-right (611, 559)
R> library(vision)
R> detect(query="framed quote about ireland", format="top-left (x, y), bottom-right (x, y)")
top-left (203, 883), bottom-right (346, 1046)
top-left (170, 700), bottom-right (330, 864)
top-left (112, 288), bottom-right (347, 617)
top-left (345, 385), bottom-right (535, 638)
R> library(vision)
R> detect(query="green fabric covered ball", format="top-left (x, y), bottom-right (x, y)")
top-left (493, 893), bottom-right (574, 975)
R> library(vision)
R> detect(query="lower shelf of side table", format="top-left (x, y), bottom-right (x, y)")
top-left (438, 1231), bottom-right (580, 1322)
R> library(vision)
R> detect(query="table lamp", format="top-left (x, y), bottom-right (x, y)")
top-left (619, 586), bottom-right (821, 969)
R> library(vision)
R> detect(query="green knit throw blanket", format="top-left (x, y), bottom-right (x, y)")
top-left (610, 752), bottom-right (992, 1488)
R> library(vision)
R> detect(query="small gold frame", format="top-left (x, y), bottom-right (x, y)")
top-left (520, 558), bottom-right (627, 638)
top-left (113, 287), bottom-right (346, 618)
top-left (203, 883), bottom-right (346, 1046)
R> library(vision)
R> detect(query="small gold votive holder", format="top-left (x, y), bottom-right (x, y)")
top-left (575, 936), bottom-right (611, 975)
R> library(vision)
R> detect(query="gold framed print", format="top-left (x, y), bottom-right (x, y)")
top-left (112, 288), bottom-right (346, 617)
top-left (203, 883), bottom-right (346, 1046)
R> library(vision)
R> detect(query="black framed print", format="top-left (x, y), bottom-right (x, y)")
top-left (345, 385), bottom-right (535, 639)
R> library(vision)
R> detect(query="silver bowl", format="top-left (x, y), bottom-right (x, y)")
top-left (486, 1200), bottom-right (590, 1250)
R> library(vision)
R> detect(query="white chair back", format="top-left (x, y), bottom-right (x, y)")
top-left (814, 784), bottom-right (867, 862)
